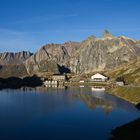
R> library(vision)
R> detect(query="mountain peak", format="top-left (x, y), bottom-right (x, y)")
top-left (87, 35), bottom-right (96, 41)
top-left (103, 30), bottom-right (114, 38)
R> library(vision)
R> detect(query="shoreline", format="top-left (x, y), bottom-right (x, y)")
top-left (106, 86), bottom-right (140, 106)
top-left (1, 80), bottom-right (140, 107)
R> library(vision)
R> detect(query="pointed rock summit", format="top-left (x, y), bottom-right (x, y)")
top-left (87, 35), bottom-right (96, 40)
top-left (103, 30), bottom-right (114, 38)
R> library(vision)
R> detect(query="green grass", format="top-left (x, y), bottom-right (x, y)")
top-left (107, 86), bottom-right (140, 105)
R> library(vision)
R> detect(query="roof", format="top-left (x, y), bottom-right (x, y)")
top-left (91, 73), bottom-right (107, 79)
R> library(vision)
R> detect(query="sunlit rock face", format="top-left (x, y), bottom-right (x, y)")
top-left (69, 31), bottom-right (140, 73)
top-left (24, 42), bottom-right (81, 75)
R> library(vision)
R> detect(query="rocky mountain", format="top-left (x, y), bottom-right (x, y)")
top-left (0, 51), bottom-right (33, 65)
top-left (0, 30), bottom-right (140, 77)
top-left (70, 31), bottom-right (140, 73)
top-left (24, 42), bottom-right (81, 75)
top-left (24, 30), bottom-right (140, 75)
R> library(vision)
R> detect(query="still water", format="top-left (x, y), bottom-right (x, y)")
top-left (0, 87), bottom-right (139, 140)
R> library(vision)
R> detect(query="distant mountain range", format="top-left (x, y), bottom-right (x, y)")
top-left (0, 51), bottom-right (33, 65)
top-left (0, 30), bottom-right (140, 81)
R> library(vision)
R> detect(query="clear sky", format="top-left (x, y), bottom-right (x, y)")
top-left (0, 0), bottom-right (140, 52)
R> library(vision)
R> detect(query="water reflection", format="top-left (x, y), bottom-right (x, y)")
top-left (66, 87), bottom-right (140, 115)
top-left (0, 87), bottom-right (140, 140)
top-left (91, 86), bottom-right (105, 91)
top-left (6, 86), bottom-right (139, 115)
top-left (44, 85), bottom-right (65, 89)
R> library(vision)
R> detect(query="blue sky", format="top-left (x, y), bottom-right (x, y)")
top-left (0, 0), bottom-right (140, 52)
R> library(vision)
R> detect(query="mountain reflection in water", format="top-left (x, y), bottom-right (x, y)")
top-left (17, 86), bottom-right (140, 114)
top-left (66, 87), bottom-right (139, 115)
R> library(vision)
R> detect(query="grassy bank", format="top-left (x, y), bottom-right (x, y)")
top-left (107, 86), bottom-right (140, 105)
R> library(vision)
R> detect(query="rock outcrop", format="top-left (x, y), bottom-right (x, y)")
top-left (103, 30), bottom-right (114, 38)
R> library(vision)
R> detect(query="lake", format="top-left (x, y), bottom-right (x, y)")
top-left (0, 87), bottom-right (139, 140)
